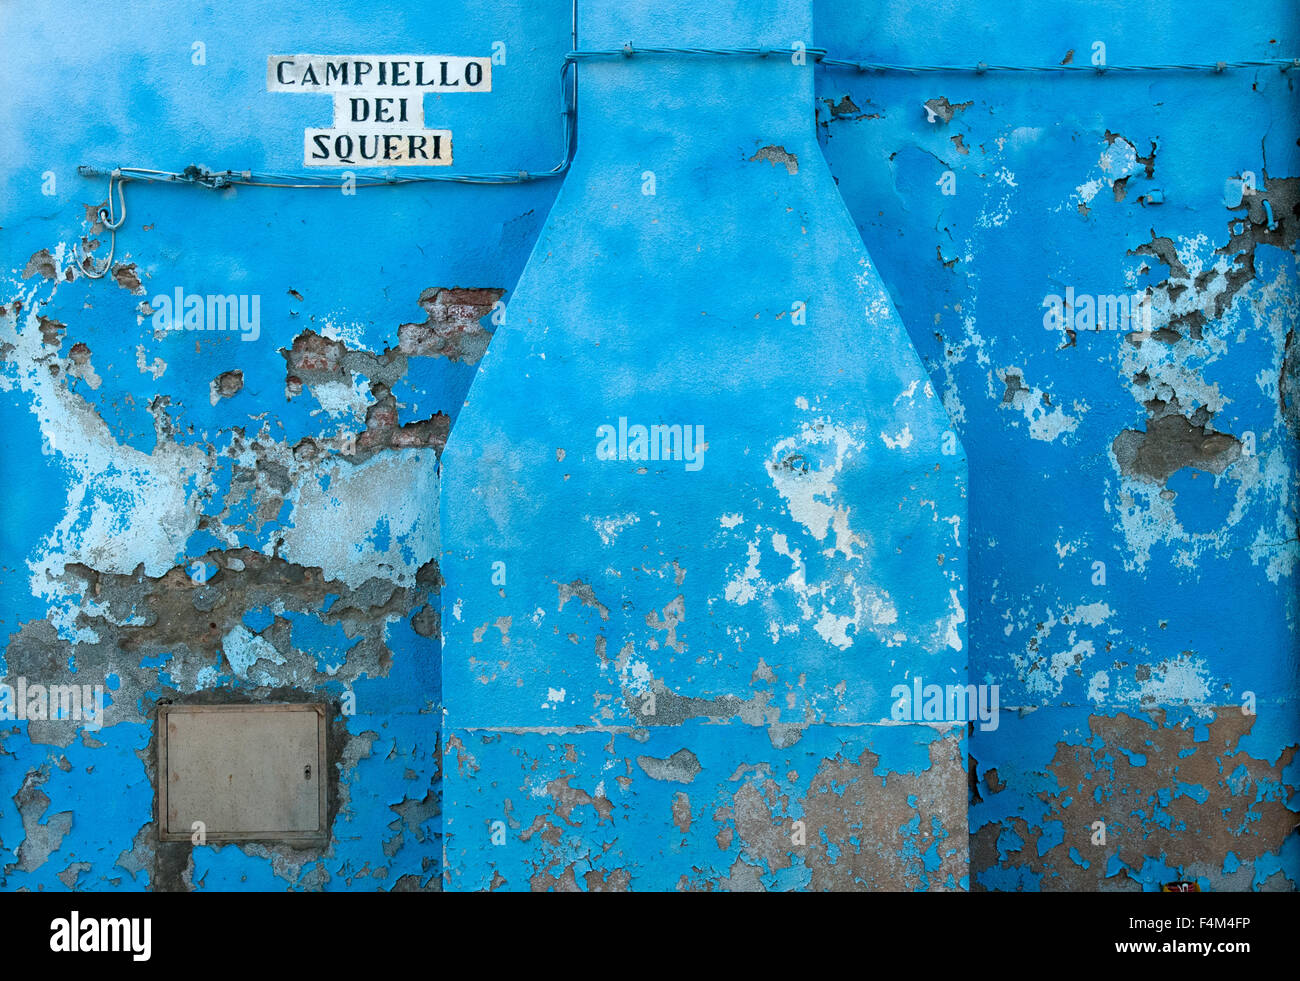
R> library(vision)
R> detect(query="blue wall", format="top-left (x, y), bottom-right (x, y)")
top-left (0, 0), bottom-right (1295, 890)
top-left (813, 0), bottom-right (1299, 890)
top-left (1, 0), bottom-right (569, 891)
top-left (441, 0), bottom-right (969, 890)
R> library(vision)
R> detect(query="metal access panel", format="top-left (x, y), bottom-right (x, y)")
top-left (157, 704), bottom-right (328, 843)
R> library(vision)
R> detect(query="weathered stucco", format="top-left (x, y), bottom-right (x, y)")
top-left (1, 0), bottom-right (1296, 891)
top-left (814, 1), bottom-right (1298, 890)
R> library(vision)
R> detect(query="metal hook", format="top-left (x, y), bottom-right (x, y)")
top-left (98, 170), bottom-right (127, 229)
top-left (75, 170), bottom-right (127, 279)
